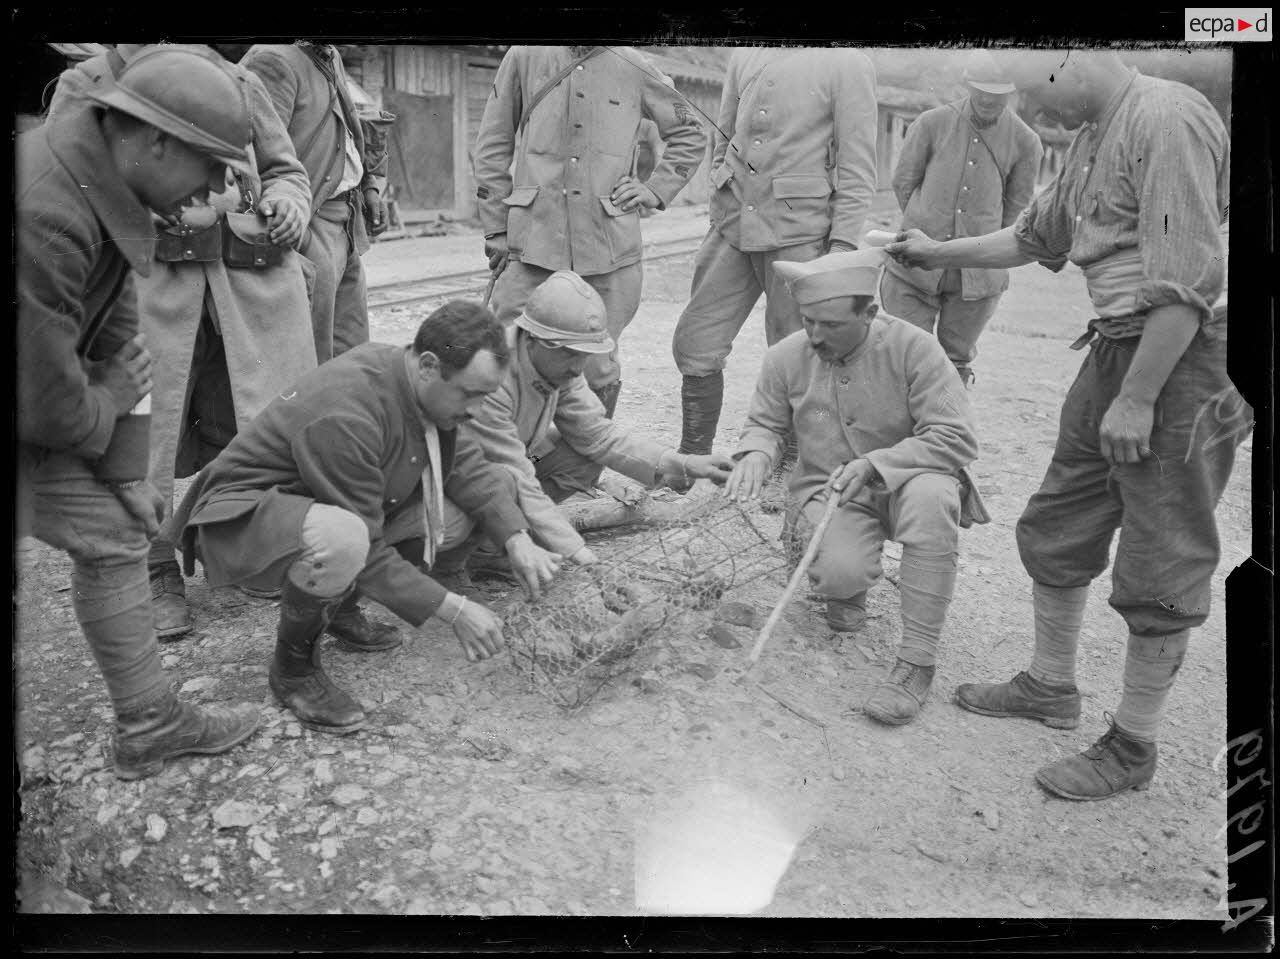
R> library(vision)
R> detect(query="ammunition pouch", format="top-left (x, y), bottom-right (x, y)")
top-left (155, 220), bottom-right (222, 263)
top-left (222, 212), bottom-right (283, 270)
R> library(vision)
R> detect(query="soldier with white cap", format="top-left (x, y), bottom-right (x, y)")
top-left (17, 45), bottom-right (263, 779)
top-left (435, 271), bottom-right (734, 584)
top-left (726, 249), bottom-right (987, 725)
top-left (881, 50), bottom-right (1043, 386)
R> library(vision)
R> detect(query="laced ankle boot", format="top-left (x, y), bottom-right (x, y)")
top-left (1034, 715), bottom-right (1157, 800)
top-left (269, 580), bottom-right (366, 735)
top-left (149, 561), bottom-right (193, 640)
top-left (113, 691), bottom-right (260, 781)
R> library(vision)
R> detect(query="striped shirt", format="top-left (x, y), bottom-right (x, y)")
top-left (1013, 70), bottom-right (1230, 335)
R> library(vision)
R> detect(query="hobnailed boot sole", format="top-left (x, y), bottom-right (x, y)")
top-left (1034, 770), bottom-right (1152, 801)
top-left (954, 696), bottom-right (1080, 729)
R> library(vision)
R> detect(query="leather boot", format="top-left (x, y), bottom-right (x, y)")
top-left (149, 561), bottom-right (193, 641)
top-left (955, 670), bottom-right (1081, 729)
top-left (326, 590), bottom-right (403, 653)
top-left (1035, 716), bottom-right (1157, 800)
top-left (593, 380), bottom-right (622, 419)
top-left (112, 692), bottom-right (260, 781)
top-left (826, 593), bottom-right (868, 632)
top-left (429, 537), bottom-right (483, 598)
top-left (678, 372), bottom-right (724, 458)
top-left (863, 658), bottom-right (936, 725)
top-left (268, 580), bottom-right (366, 735)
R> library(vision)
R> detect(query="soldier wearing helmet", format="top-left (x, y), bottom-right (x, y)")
top-left (431, 272), bottom-right (734, 587)
top-left (48, 43), bottom-right (320, 646)
top-left (17, 45), bottom-right (262, 781)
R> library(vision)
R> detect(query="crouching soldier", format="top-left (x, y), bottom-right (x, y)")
top-left (17, 47), bottom-right (262, 779)
top-left (725, 250), bottom-right (986, 725)
top-left (170, 302), bottom-right (563, 735)
top-left (434, 271), bottom-right (734, 584)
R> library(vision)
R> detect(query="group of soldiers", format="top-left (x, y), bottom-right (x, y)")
top-left (17, 42), bottom-right (1245, 809)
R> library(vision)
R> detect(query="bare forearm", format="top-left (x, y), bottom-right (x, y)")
top-left (1119, 304), bottom-right (1201, 403)
top-left (934, 227), bottom-right (1035, 269)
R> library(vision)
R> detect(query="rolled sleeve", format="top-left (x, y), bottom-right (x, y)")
top-left (1132, 96), bottom-right (1227, 324)
top-left (1012, 188), bottom-right (1071, 272)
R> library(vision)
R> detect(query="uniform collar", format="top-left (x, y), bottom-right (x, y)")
top-left (45, 107), bottom-right (156, 276)
top-left (516, 330), bottom-right (559, 398)
top-left (964, 97), bottom-right (1002, 130)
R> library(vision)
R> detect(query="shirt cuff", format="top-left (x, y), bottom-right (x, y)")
top-left (1137, 280), bottom-right (1216, 326)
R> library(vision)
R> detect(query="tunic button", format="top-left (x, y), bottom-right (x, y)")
top-left (570, 157), bottom-right (578, 163)
top-left (972, 137), bottom-right (979, 143)
top-left (962, 185), bottom-right (969, 191)
top-left (390, 498), bottom-right (397, 504)
top-left (410, 456), bottom-right (418, 464)
top-left (753, 139), bottom-right (761, 145)
top-left (968, 160), bottom-right (975, 166)
top-left (575, 64), bottom-right (584, 70)
top-left (1075, 215), bottom-right (1082, 222)
top-left (957, 208), bottom-right (963, 214)
top-left (747, 205), bottom-right (755, 211)
top-left (563, 189), bottom-right (568, 195)
top-left (759, 109), bottom-right (767, 116)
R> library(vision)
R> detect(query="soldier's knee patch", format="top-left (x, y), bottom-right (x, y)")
top-left (298, 504), bottom-right (369, 592)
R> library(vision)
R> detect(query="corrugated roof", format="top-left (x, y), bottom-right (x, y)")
top-left (47, 42), bottom-right (109, 61)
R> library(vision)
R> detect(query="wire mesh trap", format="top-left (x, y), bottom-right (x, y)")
top-left (503, 494), bottom-right (792, 711)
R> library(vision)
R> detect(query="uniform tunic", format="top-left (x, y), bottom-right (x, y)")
top-left (673, 47), bottom-right (879, 376)
top-left (887, 96), bottom-right (1042, 300)
top-left (736, 318), bottom-right (981, 599)
top-left (1009, 70), bottom-right (1245, 636)
top-left (473, 45), bottom-right (705, 277)
top-left (455, 330), bottom-right (669, 558)
top-left (175, 344), bottom-right (527, 627)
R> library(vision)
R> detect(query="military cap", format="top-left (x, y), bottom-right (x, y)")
top-left (772, 249), bottom-right (887, 306)
top-left (516, 271), bottom-right (616, 354)
top-left (961, 50), bottom-right (1018, 95)
top-left (84, 44), bottom-right (253, 176)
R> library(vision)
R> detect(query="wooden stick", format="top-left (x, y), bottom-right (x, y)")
top-left (756, 683), bottom-right (827, 729)
top-left (482, 254), bottom-right (509, 308)
top-left (741, 492), bottom-right (841, 675)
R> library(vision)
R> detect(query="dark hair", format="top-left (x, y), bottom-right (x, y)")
top-left (412, 300), bottom-right (510, 377)
top-left (852, 295), bottom-right (875, 313)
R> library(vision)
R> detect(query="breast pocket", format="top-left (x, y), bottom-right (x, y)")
top-left (771, 174), bottom-right (832, 244)
top-left (502, 186), bottom-right (540, 254)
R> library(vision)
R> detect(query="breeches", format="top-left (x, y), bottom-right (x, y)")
top-left (673, 230), bottom-right (825, 376)
top-left (490, 259), bottom-right (643, 390)
top-left (791, 472), bottom-right (961, 599)
top-left (879, 269), bottom-right (1002, 373)
top-left (1015, 329), bottom-right (1250, 636)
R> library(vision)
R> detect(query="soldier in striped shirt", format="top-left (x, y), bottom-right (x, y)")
top-left (888, 49), bottom-right (1249, 801)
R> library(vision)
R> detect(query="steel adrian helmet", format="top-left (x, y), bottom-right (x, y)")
top-left (85, 44), bottom-right (253, 176)
top-left (515, 271), bottom-right (616, 354)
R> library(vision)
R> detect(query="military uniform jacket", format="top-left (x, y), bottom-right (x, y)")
top-left (473, 45), bottom-right (706, 276)
top-left (737, 317), bottom-right (980, 513)
top-left (242, 43), bottom-right (386, 256)
top-left (16, 107), bottom-right (156, 481)
top-left (887, 97), bottom-right (1043, 299)
top-left (709, 47), bottom-right (879, 253)
top-left (46, 48), bottom-right (319, 483)
top-left (177, 344), bottom-right (528, 626)
top-left (460, 329), bottom-right (669, 557)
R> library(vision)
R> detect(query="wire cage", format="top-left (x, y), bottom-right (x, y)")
top-left (503, 495), bottom-right (791, 711)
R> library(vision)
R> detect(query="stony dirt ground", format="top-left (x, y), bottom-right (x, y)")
top-left (14, 199), bottom-right (1251, 919)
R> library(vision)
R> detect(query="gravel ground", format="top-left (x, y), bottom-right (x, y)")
top-left (14, 197), bottom-right (1251, 921)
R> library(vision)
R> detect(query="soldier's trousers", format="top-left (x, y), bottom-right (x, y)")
top-left (672, 230), bottom-right (824, 377)
top-left (879, 268), bottom-right (1002, 381)
top-left (1016, 325), bottom-right (1251, 636)
top-left (302, 198), bottom-right (369, 363)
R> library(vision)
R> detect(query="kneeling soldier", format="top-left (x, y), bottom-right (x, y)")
top-left (17, 47), bottom-right (263, 779)
top-left (172, 302), bottom-right (561, 735)
top-left (726, 250), bottom-right (986, 725)
top-left (436, 271), bottom-right (733, 581)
